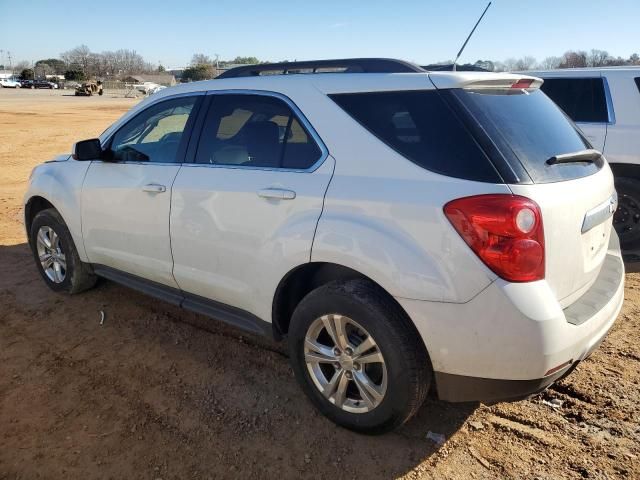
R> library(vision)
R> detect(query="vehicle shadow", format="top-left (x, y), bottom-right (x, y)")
top-left (1, 242), bottom-right (476, 479)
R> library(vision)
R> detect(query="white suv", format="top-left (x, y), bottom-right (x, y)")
top-left (527, 67), bottom-right (640, 253)
top-left (25, 59), bottom-right (625, 433)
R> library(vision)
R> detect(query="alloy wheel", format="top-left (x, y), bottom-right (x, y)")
top-left (35, 226), bottom-right (67, 283)
top-left (304, 314), bottom-right (387, 413)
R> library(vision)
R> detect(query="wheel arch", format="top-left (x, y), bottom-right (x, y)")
top-left (24, 196), bottom-right (57, 234)
top-left (271, 262), bottom-right (427, 353)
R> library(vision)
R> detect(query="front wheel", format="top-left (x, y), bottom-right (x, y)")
top-left (613, 176), bottom-right (640, 250)
top-left (29, 208), bottom-right (97, 293)
top-left (288, 279), bottom-right (431, 434)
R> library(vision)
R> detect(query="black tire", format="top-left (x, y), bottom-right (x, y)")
top-left (29, 208), bottom-right (97, 294)
top-left (288, 279), bottom-right (431, 434)
top-left (613, 176), bottom-right (640, 250)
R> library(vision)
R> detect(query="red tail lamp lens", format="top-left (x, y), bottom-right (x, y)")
top-left (444, 195), bottom-right (545, 282)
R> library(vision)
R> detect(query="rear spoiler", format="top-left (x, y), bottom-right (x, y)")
top-left (428, 72), bottom-right (543, 90)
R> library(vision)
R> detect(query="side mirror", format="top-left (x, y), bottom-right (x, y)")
top-left (72, 138), bottom-right (102, 160)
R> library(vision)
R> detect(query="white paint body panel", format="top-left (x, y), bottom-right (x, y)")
top-left (510, 165), bottom-right (616, 306)
top-left (170, 157), bottom-right (334, 321)
top-left (399, 237), bottom-right (624, 380)
top-left (81, 162), bottom-right (181, 287)
top-left (24, 156), bottom-right (90, 261)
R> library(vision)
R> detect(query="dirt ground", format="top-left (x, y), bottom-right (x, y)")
top-left (1, 88), bottom-right (639, 480)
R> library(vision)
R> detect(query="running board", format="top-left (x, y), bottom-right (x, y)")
top-left (92, 265), bottom-right (272, 337)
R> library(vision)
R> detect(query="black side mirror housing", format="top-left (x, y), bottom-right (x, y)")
top-left (72, 138), bottom-right (102, 160)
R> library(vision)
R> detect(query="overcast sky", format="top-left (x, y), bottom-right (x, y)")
top-left (1, 0), bottom-right (638, 68)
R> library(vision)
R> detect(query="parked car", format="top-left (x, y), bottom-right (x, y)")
top-left (526, 67), bottom-right (640, 251)
top-left (0, 78), bottom-right (21, 88)
top-left (24, 59), bottom-right (625, 433)
top-left (134, 81), bottom-right (166, 95)
top-left (20, 79), bottom-right (57, 89)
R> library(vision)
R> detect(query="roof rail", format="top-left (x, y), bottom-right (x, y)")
top-left (422, 63), bottom-right (489, 72)
top-left (217, 58), bottom-right (425, 79)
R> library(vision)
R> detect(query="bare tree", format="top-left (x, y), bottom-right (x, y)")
top-left (559, 51), bottom-right (587, 68)
top-left (34, 62), bottom-right (54, 78)
top-left (14, 60), bottom-right (31, 72)
top-left (191, 53), bottom-right (213, 65)
top-left (61, 45), bottom-right (92, 73)
top-left (502, 57), bottom-right (519, 72)
top-left (539, 56), bottom-right (562, 69)
top-left (587, 49), bottom-right (610, 67)
top-left (492, 61), bottom-right (506, 72)
top-left (630, 53), bottom-right (640, 65)
top-left (514, 56), bottom-right (537, 71)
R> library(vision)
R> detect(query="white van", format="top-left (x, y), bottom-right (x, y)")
top-left (528, 67), bottom-right (640, 252)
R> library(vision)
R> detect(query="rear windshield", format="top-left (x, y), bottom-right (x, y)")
top-left (452, 88), bottom-right (601, 183)
top-left (329, 90), bottom-right (501, 183)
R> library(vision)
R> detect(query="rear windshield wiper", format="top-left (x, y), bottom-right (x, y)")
top-left (545, 149), bottom-right (602, 166)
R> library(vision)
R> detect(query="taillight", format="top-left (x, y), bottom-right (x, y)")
top-left (444, 195), bottom-right (544, 282)
top-left (511, 78), bottom-right (534, 89)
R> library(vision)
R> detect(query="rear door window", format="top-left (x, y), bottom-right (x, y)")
top-left (539, 78), bottom-right (609, 123)
top-left (452, 88), bottom-right (600, 183)
top-left (330, 90), bottom-right (501, 183)
top-left (194, 94), bottom-right (322, 169)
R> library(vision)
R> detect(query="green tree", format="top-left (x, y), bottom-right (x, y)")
top-left (20, 68), bottom-right (34, 80)
top-left (36, 58), bottom-right (66, 74)
top-left (64, 69), bottom-right (85, 81)
top-left (231, 56), bottom-right (260, 65)
top-left (157, 64), bottom-right (166, 73)
top-left (182, 64), bottom-right (214, 81)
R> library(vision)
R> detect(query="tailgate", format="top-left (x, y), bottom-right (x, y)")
top-left (510, 166), bottom-right (617, 305)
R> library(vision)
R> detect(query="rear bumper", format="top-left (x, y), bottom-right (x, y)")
top-left (397, 236), bottom-right (625, 403)
top-left (434, 314), bottom-right (611, 402)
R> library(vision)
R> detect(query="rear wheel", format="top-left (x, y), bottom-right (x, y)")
top-left (613, 176), bottom-right (640, 250)
top-left (288, 279), bottom-right (430, 434)
top-left (29, 208), bottom-right (97, 293)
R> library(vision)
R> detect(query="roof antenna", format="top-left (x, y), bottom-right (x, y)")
top-left (452, 2), bottom-right (492, 71)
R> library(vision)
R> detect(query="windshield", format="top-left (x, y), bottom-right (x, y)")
top-left (452, 88), bottom-right (601, 183)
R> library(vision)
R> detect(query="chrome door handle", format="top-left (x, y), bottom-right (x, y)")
top-left (257, 188), bottom-right (296, 200)
top-left (142, 184), bottom-right (167, 193)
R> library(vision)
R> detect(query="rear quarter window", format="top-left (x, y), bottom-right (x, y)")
top-left (329, 90), bottom-right (501, 183)
top-left (539, 77), bottom-right (609, 123)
